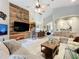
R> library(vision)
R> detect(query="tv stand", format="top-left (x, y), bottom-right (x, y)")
top-left (10, 32), bottom-right (30, 40)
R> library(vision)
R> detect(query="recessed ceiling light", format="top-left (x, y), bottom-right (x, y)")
top-left (71, 0), bottom-right (76, 2)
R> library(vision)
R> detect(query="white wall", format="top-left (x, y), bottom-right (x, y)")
top-left (68, 17), bottom-right (79, 33)
top-left (0, 0), bottom-right (9, 41)
top-left (56, 16), bottom-right (79, 33)
top-left (51, 4), bottom-right (79, 33)
top-left (47, 22), bottom-right (53, 31)
top-left (53, 4), bottom-right (79, 20)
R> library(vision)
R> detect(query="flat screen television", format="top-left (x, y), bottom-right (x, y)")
top-left (0, 24), bottom-right (7, 35)
top-left (14, 21), bottom-right (29, 32)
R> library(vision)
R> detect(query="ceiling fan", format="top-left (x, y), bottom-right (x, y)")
top-left (35, 0), bottom-right (50, 15)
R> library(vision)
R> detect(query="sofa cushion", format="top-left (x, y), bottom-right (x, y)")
top-left (59, 37), bottom-right (68, 43)
top-left (53, 32), bottom-right (76, 38)
top-left (0, 42), bottom-right (9, 59)
top-left (74, 37), bottom-right (79, 42)
top-left (3, 40), bottom-right (21, 55)
top-left (68, 37), bottom-right (79, 49)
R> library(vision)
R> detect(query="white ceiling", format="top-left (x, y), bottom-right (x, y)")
top-left (53, 0), bottom-right (79, 8)
top-left (9, 0), bottom-right (79, 23)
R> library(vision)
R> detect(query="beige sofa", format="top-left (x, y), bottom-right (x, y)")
top-left (0, 40), bottom-right (43, 59)
top-left (53, 32), bottom-right (79, 59)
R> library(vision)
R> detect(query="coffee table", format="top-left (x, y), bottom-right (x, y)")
top-left (41, 41), bottom-right (59, 59)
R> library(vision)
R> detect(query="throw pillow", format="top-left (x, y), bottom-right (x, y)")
top-left (3, 40), bottom-right (21, 55)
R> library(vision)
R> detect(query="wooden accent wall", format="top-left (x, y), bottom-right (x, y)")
top-left (10, 3), bottom-right (29, 40)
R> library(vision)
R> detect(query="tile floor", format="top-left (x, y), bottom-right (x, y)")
top-left (18, 37), bottom-right (66, 59)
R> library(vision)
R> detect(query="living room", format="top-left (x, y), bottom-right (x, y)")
top-left (0, 0), bottom-right (79, 59)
